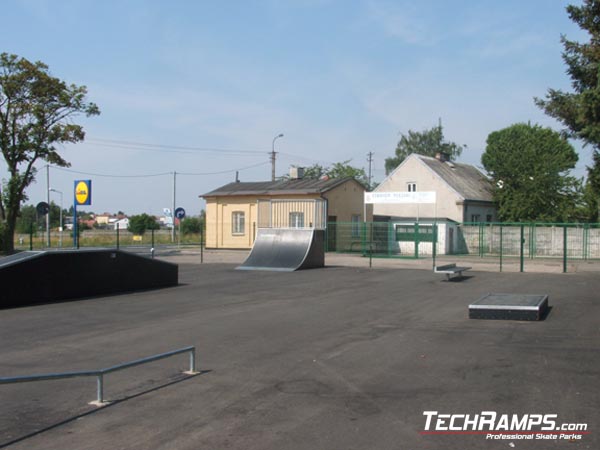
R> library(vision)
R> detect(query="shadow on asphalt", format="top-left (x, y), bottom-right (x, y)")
top-left (0, 370), bottom-right (211, 449)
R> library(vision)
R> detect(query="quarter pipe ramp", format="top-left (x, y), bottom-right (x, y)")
top-left (237, 229), bottom-right (325, 271)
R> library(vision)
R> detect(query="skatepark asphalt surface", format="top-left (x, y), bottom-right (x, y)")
top-left (0, 262), bottom-right (598, 450)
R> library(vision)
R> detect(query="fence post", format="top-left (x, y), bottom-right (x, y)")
top-left (200, 221), bottom-right (204, 264)
top-left (499, 224), bottom-right (503, 272)
top-left (151, 229), bottom-right (155, 249)
top-left (584, 223), bottom-right (589, 260)
top-left (369, 222), bottom-right (373, 268)
top-left (563, 225), bottom-right (568, 273)
top-left (29, 223), bottom-right (34, 250)
top-left (432, 223), bottom-right (437, 269)
top-left (116, 226), bottom-right (120, 250)
top-left (479, 223), bottom-right (484, 257)
top-left (520, 224), bottom-right (524, 273)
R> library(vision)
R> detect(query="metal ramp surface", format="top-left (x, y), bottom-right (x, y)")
top-left (237, 229), bottom-right (324, 271)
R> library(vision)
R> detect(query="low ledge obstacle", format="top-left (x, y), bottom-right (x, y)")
top-left (469, 293), bottom-right (549, 321)
top-left (0, 249), bottom-right (178, 308)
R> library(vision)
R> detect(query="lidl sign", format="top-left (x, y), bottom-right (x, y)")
top-left (74, 180), bottom-right (92, 205)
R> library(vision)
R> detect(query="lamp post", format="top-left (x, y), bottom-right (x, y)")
top-left (49, 188), bottom-right (63, 247)
top-left (271, 133), bottom-right (284, 181)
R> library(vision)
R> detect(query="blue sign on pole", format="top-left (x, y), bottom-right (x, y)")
top-left (174, 207), bottom-right (186, 220)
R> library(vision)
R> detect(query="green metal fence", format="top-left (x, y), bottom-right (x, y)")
top-left (14, 227), bottom-right (205, 251)
top-left (326, 221), bottom-right (600, 272)
top-left (325, 222), bottom-right (440, 259)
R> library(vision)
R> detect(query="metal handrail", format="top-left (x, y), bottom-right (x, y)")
top-left (0, 346), bottom-right (197, 405)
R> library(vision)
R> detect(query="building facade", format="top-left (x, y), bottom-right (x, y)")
top-left (202, 176), bottom-right (368, 249)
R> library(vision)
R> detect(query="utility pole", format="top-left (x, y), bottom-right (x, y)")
top-left (172, 171), bottom-right (177, 243)
top-left (271, 133), bottom-right (284, 181)
top-left (366, 151), bottom-right (374, 191)
top-left (46, 165), bottom-right (50, 247)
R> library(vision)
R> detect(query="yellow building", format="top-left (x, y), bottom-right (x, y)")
top-left (202, 177), bottom-right (369, 249)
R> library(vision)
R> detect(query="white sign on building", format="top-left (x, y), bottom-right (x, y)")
top-left (364, 191), bottom-right (436, 204)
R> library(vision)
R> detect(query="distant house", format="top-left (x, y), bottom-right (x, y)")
top-left (373, 153), bottom-right (497, 255)
top-left (112, 218), bottom-right (129, 230)
top-left (202, 169), bottom-right (369, 250)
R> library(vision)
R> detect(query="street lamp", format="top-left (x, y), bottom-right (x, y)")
top-left (271, 133), bottom-right (284, 181)
top-left (49, 188), bottom-right (63, 248)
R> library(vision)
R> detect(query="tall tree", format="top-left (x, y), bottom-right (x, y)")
top-left (0, 53), bottom-right (99, 252)
top-left (535, 0), bottom-right (600, 220)
top-left (385, 123), bottom-right (465, 174)
top-left (482, 123), bottom-right (580, 222)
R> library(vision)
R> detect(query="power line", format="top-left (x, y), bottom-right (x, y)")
top-left (49, 161), bottom-right (269, 179)
top-left (86, 138), bottom-right (268, 155)
top-left (51, 167), bottom-right (172, 178)
top-left (178, 161), bottom-right (269, 176)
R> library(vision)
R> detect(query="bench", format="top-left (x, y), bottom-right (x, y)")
top-left (434, 263), bottom-right (471, 281)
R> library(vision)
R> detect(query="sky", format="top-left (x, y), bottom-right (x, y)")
top-left (0, 0), bottom-right (590, 217)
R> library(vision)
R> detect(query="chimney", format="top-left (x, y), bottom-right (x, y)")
top-left (289, 166), bottom-right (305, 180)
top-left (435, 152), bottom-right (449, 162)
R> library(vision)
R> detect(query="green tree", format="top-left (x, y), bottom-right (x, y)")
top-left (385, 123), bottom-right (465, 174)
top-left (482, 123), bottom-right (580, 222)
top-left (181, 216), bottom-right (203, 235)
top-left (535, 0), bottom-right (600, 220)
top-left (0, 53), bottom-right (99, 252)
top-left (128, 214), bottom-right (159, 235)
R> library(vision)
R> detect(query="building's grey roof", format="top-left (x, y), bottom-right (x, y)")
top-left (417, 155), bottom-right (493, 202)
top-left (202, 177), bottom-right (359, 197)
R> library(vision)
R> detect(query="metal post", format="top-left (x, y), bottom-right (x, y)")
top-left (520, 224), bottom-right (524, 273)
top-left (414, 222), bottom-right (419, 259)
top-left (30, 223), bottom-right (34, 250)
top-left (432, 223), bottom-right (437, 269)
top-left (73, 203), bottom-right (78, 248)
top-left (499, 225), bottom-right (503, 272)
top-left (563, 225), bottom-right (568, 273)
top-left (189, 348), bottom-right (196, 373)
top-left (97, 374), bottom-right (104, 404)
top-left (200, 221), bottom-right (204, 264)
top-left (46, 165), bottom-right (50, 247)
top-left (151, 229), bottom-right (155, 249)
top-left (172, 171), bottom-right (176, 243)
top-left (369, 222), bottom-right (373, 268)
top-left (116, 226), bottom-right (120, 250)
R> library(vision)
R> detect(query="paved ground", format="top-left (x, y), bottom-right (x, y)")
top-left (0, 261), bottom-right (598, 449)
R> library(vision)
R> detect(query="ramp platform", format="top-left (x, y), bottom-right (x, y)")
top-left (237, 229), bottom-right (324, 271)
top-left (0, 249), bottom-right (178, 308)
top-left (469, 293), bottom-right (549, 321)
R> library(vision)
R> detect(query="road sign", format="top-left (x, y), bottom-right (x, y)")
top-left (36, 202), bottom-right (49, 215)
top-left (174, 207), bottom-right (186, 220)
top-left (74, 180), bottom-right (92, 205)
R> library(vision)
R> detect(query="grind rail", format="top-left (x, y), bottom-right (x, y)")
top-left (0, 346), bottom-right (197, 405)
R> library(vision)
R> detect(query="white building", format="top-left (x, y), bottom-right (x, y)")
top-left (373, 153), bottom-right (497, 255)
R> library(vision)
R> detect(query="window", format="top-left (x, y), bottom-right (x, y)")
top-left (407, 183), bottom-right (417, 192)
top-left (232, 211), bottom-right (245, 235)
top-left (289, 212), bottom-right (304, 228)
top-left (351, 214), bottom-right (361, 238)
top-left (471, 214), bottom-right (481, 223)
top-left (486, 215), bottom-right (493, 223)
top-left (395, 224), bottom-right (434, 242)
